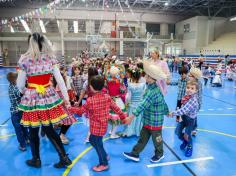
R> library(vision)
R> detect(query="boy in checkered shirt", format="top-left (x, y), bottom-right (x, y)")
top-left (69, 75), bottom-right (127, 172)
top-left (7, 72), bottom-right (29, 152)
top-left (169, 80), bottom-right (199, 157)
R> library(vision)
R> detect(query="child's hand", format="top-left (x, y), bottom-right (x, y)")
top-left (167, 112), bottom-right (173, 117)
top-left (74, 102), bottom-right (80, 107)
top-left (122, 115), bottom-right (134, 125)
top-left (64, 100), bottom-right (71, 108)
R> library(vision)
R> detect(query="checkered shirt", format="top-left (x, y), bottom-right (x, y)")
top-left (172, 93), bottom-right (199, 119)
top-left (8, 83), bottom-right (21, 115)
top-left (132, 83), bottom-right (169, 130)
top-left (72, 75), bottom-right (83, 95)
top-left (69, 92), bottom-right (126, 136)
top-left (177, 78), bottom-right (187, 100)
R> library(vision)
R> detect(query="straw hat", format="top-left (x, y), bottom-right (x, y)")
top-left (111, 55), bottom-right (117, 60)
top-left (189, 67), bottom-right (202, 79)
top-left (143, 60), bottom-right (167, 81)
top-left (110, 66), bottom-right (120, 77)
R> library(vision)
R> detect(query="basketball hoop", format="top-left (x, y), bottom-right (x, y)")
top-left (86, 35), bottom-right (102, 45)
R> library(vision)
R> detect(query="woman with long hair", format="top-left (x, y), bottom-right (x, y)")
top-left (17, 33), bottom-right (72, 168)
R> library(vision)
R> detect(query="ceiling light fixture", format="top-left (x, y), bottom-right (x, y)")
top-left (20, 19), bottom-right (31, 33)
top-left (230, 16), bottom-right (236, 21)
top-left (39, 20), bottom-right (46, 33)
top-left (10, 26), bottom-right (15, 33)
top-left (73, 21), bottom-right (78, 33)
top-left (164, 2), bottom-right (169, 6)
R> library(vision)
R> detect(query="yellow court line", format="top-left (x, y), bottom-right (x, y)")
top-left (163, 126), bottom-right (236, 139)
top-left (198, 114), bottom-right (236, 116)
top-left (0, 134), bottom-right (16, 139)
top-left (62, 137), bottom-right (110, 176)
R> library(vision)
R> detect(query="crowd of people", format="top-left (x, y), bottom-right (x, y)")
top-left (6, 32), bottom-right (236, 172)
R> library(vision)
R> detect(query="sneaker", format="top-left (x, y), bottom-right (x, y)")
top-left (191, 130), bottom-right (197, 136)
top-left (110, 134), bottom-right (120, 139)
top-left (185, 145), bottom-right (193, 157)
top-left (92, 165), bottom-right (109, 172)
top-left (26, 158), bottom-right (41, 168)
top-left (60, 134), bottom-right (69, 145)
top-left (84, 138), bottom-right (90, 144)
top-left (18, 145), bottom-right (27, 152)
top-left (180, 140), bottom-right (188, 150)
top-left (150, 155), bottom-right (164, 163)
top-left (54, 154), bottom-right (72, 168)
top-left (123, 152), bottom-right (140, 162)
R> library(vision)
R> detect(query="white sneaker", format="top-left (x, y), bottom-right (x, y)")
top-left (60, 134), bottom-right (69, 145)
top-left (110, 134), bottom-right (120, 139)
top-left (84, 138), bottom-right (90, 143)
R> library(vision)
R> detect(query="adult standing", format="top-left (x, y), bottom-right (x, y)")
top-left (17, 33), bottom-right (72, 168)
top-left (149, 47), bottom-right (171, 96)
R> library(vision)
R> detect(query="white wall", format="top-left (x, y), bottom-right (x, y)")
top-left (175, 16), bottom-right (236, 54)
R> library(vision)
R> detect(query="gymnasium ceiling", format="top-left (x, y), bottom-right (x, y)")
top-left (0, 0), bottom-right (236, 18)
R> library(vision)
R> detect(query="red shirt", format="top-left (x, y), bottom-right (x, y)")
top-left (69, 92), bottom-right (127, 136)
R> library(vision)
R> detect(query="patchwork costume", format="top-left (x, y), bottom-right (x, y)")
top-left (17, 54), bottom-right (68, 127)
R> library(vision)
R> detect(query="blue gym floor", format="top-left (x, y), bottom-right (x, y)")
top-left (1, 67), bottom-right (236, 176)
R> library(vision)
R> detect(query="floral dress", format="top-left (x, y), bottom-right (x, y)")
top-left (18, 54), bottom-right (68, 127)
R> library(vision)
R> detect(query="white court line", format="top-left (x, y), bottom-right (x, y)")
top-left (0, 124), bottom-right (8, 127)
top-left (147, 156), bottom-right (214, 168)
top-left (227, 108), bottom-right (234, 110)
top-left (208, 109), bottom-right (214, 111)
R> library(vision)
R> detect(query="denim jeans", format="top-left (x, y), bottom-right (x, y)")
top-left (89, 134), bottom-right (108, 166)
top-left (175, 115), bottom-right (195, 145)
top-left (11, 111), bottom-right (29, 148)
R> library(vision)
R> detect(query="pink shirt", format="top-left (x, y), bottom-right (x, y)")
top-left (153, 59), bottom-right (171, 96)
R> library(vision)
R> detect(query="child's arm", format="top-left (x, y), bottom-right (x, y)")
top-left (172, 98), bottom-right (197, 116)
top-left (69, 99), bottom-right (90, 116)
top-left (110, 98), bottom-right (127, 120)
top-left (132, 94), bottom-right (152, 117)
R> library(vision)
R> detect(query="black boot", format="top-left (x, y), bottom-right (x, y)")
top-left (26, 158), bottom-right (41, 168)
top-left (54, 154), bottom-right (72, 168)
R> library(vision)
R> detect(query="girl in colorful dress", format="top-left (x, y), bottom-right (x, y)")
top-left (17, 33), bottom-right (71, 168)
top-left (122, 68), bottom-right (146, 137)
top-left (105, 64), bottom-right (127, 139)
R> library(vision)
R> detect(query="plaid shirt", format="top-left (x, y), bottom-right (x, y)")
top-left (132, 83), bottom-right (169, 130)
top-left (172, 93), bottom-right (199, 119)
top-left (69, 92), bottom-right (126, 136)
top-left (72, 75), bottom-right (83, 95)
top-left (8, 83), bottom-right (21, 115)
top-left (177, 78), bottom-right (187, 100)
